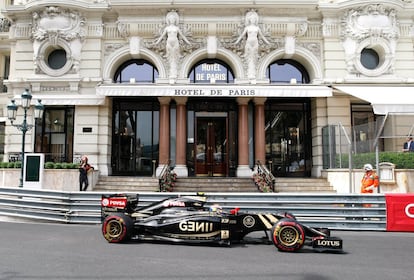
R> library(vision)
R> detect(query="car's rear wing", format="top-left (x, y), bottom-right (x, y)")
top-left (101, 194), bottom-right (139, 214)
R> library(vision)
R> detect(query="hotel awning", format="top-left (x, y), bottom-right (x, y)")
top-left (96, 84), bottom-right (332, 98)
top-left (334, 86), bottom-right (414, 115)
top-left (12, 94), bottom-right (106, 106)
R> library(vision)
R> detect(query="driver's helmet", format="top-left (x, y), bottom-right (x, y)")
top-left (209, 204), bottom-right (222, 214)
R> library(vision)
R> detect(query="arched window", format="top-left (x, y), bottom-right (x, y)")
top-left (189, 59), bottom-right (234, 83)
top-left (267, 59), bottom-right (310, 84)
top-left (114, 59), bottom-right (159, 83)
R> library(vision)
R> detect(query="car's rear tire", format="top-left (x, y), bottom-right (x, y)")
top-left (102, 213), bottom-right (133, 243)
top-left (271, 218), bottom-right (305, 252)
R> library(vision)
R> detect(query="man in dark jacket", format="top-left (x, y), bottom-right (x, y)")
top-left (79, 155), bottom-right (93, 191)
top-left (403, 137), bottom-right (414, 152)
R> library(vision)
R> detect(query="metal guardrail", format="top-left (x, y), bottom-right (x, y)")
top-left (0, 187), bottom-right (387, 231)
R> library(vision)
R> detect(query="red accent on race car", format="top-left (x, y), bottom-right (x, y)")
top-left (386, 194), bottom-right (414, 232)
top-left (230, 208), bottom-right (240, 215)
top-left (101, 197), bottom-right (127, 208)
top-left (163, 201), bottom-right (185, 207)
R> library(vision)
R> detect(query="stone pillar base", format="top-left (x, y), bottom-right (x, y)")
top-left (236, 165), bottom-right (253, 177)
top-left (174, 165), bottom-right (188, 177)
top-left (156, 165), bottom-right (167, 177)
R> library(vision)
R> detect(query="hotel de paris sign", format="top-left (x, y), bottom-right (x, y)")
top-left (97, 84), bottom-right (332, 98)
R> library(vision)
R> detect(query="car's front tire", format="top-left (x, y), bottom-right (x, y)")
top-left (102, 213), bottom-right (133, 243)
top-left (271, 218), bottom-right (305, 252)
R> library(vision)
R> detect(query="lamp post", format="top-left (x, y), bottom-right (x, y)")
top-left (7, 89), bottom-right (44, 188)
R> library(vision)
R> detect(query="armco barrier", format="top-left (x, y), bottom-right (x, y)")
top-left (0, 186), bottom-right (390, 230)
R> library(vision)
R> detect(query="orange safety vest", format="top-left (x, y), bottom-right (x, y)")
top-left (360, 171), bottom-right (379, 193)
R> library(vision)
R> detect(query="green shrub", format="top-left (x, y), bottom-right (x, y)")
top-left (44, 162), bottom-right (55, 169)
top-left (61, 162), bottom-right (70, 169)
top-left (69, 163), bottom-right (80, 169)
top-left (1, 161), bottom-right (82, 169)
top-left (336, 152), bottom-right (414, 169)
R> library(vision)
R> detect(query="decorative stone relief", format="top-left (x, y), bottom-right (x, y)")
top-left (322, 18), bottom-right (339, 38)
top-left (117, 22), bottom-right (129, 38)
top-left (341, 4), bottom-right (399, 76)
top-left (104, 43), bottom-right (125, 56)
top-left (146, 10), bottom-right (199, 80)
top-left (31, 6), bottom-right (86, 76)
top-left (0, 18), bottom-right (11, 32)
top-left (297, 42), bottom-right (322, 61)
top-left (223, 10), bottom-right (274, 80)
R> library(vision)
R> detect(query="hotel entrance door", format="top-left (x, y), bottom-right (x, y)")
top-left (195, 117), bottom-right (227, 176)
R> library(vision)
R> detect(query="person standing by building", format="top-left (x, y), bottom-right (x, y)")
top-left (402, 136), bottom-right (414, 152)
top-left (360, 163), bottom-right (379, 194)
top-left (79, 155), bottom-right (93, 191)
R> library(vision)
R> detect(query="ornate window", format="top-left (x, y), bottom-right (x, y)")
top-left (353, 39), bottom-right (392, 77)
top-left (267, 59), bottom-right (310, 84)
top-left (47, 49), bottom-right (67, 70)
top-left (341, 4), bottom-right (398, 77)
top-left (360, 48), bottom-right (379, 70)
top-left (36, 42), bottom-right (73, 76)
top-left (31, 6), bottom-right (86, 76)
top-left (114, 60), bottom-right (159, 83)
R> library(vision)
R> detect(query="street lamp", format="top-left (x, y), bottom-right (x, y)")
top-left (7, 89), bottom-right (44, 188)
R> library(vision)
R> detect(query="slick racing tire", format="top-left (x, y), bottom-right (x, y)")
top-left (102, 213), bottom-right (133, 243)
top-left (271, 218), bottom-right (305, 252)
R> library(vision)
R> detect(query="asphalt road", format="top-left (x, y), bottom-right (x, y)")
top-left (0, 221), bottom-right (413, 280)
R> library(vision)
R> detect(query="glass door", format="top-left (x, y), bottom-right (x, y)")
top-left (195, 117), bottom-right (227, 176)
top-left (112, 99), bottom-right (159, 176)
top-left (265, 101), bottom-right (311, 177)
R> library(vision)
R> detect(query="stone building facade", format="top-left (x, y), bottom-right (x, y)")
top-left (0, 0), bottom-right (413, 183)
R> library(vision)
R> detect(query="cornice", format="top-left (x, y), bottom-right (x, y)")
top-left (108, 0), bottom-right (320, 7)
top-left (319, 0), bottom-right (414, 18)
top-left (2, 0), bottom-right (110, 20)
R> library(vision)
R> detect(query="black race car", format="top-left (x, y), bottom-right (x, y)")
top-left (101, 193), bottom-right (343, 252)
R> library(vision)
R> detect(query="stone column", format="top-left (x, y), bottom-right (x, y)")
top-left (174, 96), bottom-right (188, 177)
top-left (156, 97), bottom-right (171, 176)
top-left (236, 97), bottom-right (252, 177)
top-left (254, 97), bottom-right (266, 165)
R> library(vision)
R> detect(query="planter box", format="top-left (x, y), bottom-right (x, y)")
top-left (0, 168), bottom-right (99, 191)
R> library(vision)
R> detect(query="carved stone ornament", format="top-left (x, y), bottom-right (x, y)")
top-left (31, 6), bottom-right (86, 76)
top-left (222, 9), bottom-right (275, 80)
top-left (145, 10), bottom-right (200, 79)
top-left (341, 4), bottom-right (399, 76)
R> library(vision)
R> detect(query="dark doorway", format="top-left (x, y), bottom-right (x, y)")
top-left (195, 117), bottom-right (228, 176)
top-left (111, 99), bottom-right (159, 176)
top-left (265, 100), bottom-right (311, 177)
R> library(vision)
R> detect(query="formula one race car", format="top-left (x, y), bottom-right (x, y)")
top-left (101, 193), bottom-right (343, 252)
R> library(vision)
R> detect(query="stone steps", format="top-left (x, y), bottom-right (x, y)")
top-left (173, 178), bottom-right (257, 192)
top-left (275, 178), bottom-right (335, 192)
top-left (93, 176), bottom-right (335, 193)
top-left (94, 176), bottom-right (159, 192)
